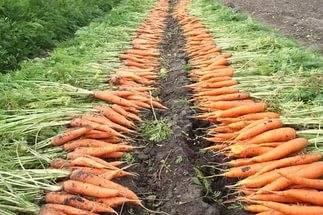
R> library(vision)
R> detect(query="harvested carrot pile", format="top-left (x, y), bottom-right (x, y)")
top-left (173, 0), bottom-right (323, 214)
top-left (39, 1), bottom-right (169, 214)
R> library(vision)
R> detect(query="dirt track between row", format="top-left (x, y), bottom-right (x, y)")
top-left (221, 0), bottom-right (323, 51)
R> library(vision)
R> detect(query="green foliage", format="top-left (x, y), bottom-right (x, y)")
top-left (0, 0), bottom-right (119, 72)
top-left (140, 118), bottom-right (172, 142)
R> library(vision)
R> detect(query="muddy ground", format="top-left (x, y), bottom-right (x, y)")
top-left (118, 1), bottom-right (250, 214)
top-left (221, 0), bottom-right (323, 51)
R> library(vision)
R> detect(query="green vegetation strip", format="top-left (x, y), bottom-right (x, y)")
top-left (0, 0), bottom-right (120, 72)
top-left (189, 0), bottom-right (322, 152)
top-left (0, 0), bottom-right (154, 214)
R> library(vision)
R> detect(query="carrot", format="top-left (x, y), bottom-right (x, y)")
top-left (99, 169), bottom-right (134, 180)
top-left (246, 127), bottom-right (297, 144)
top-left (39, 206), bottom-right (66, 215)
top-left (70, 156), bottom-right (120, 170)
top-left (190, 76), bottom-right (233, 86)
top-left (202, 92), bottom-right (250, 103)
top-left (45, 192), bottom-right (116, 213)
top-left (273, 189), bottom-right (323, 206)
top-left (96, 106), bottom-right (135, 128)
top-left (256, 210), bottom-right (285, 215)
top-left (111, 104), bottom-right (142, 122)
top-left (69, 167), bottom-right (113, 175)
top-left (279, 172), bottom-right (323, 190)
top-left (70, 170), bottom-right (139, 200)
top-left (196, 87), bottom-right (238, 97)
top-left (258, 161), bottom-right (323, 193)
top-left (63, 139), bottom-right (112, 151)
top-left (196, 80), bottom-right (238, 89)
top-left (247, 193), bottom-right (297, 203)
top-left (82, 155), bottom-right (123, 167)
top-left (82, 115), bottom-right (134, 133)
top-left (213, 102), bottom-right (267, 119)
top-left (230, 138), bottom-right (307, 166)
top-left (226, 120), bottom-right (255, 131)
top-left (98, 197), bottom-right (141, 208)
top-left (255, 201), bottom-right (323, 215)
top-left (62, 180), bottom-right (119, 198)
top-left (71, 145), bottom-right (133, 158)
top-left (256, 153), bottom-right (322, 176)
top-left (235, 146), bottom-right (273, 158)
top-left (204, 144), bottom-right (228, 151)
top-left (50, 159), bottom-right (71, 169)
top-left (93, 91), bottom-right (137, 107)
top-left (235, 118), bottom-right (283, 141)
top-left (199, 100), bottom-right (254, 110)
top-left (44, 204), bottom-right (99, 215)
top-left (83, 130), bottom-right (113, 139)
top-left (237, 165), bottom-right (306, 188)
top-left (52, 127), bottom-right (89, 146)
top-left (244, 204), bottom-right (269, 213)
top-left (209, 125), bottom-right (236, 133)
top-left (70, 118), bottom-right (123, 138)
top-left (250, 138), bottom-right (308, 162)
top-left (223, 161), bottom-right (272, 178)
top-left (218, 112), bottom-right (280, 124)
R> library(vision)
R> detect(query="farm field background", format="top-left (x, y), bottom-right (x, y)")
top-left (0, 0), bottom-right (322, 214)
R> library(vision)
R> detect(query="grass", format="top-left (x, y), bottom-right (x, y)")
top-left (140, 118), bottom-right (172, 142)
top-left (189, 0), bottom-right (322, 150)
top-left (0, 0), bottom-right (155, 213)
top-left (0, 0), bottom-right (119, 72)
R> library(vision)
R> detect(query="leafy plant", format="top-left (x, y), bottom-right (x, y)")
top-left (140, 118), bottom-right (172, 142)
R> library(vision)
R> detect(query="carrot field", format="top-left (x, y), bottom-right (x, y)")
top-left (0, 0), bottom-right (322, 214)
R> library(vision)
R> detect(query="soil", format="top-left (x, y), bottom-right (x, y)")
top-left (221, 0), bottom-right (323, 51)
top-left (117, 1), bottom-right (250, 214)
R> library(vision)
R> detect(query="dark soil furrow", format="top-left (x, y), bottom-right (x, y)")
top-left (120, 1), bottom-right (250, 214)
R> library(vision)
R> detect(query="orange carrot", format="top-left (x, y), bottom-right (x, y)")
top-left (83, 130), bottom-right (113, 139)
top-left (71, 145), bottom-right (133, 158)
top-left (70, 170), bottom-right (139, 200)
top-left (39, 206), bottom-right (66, 215)
top-left (52, 127), bottom-right (89, 146)
top-left (44, 204), bottom-right (99, 215)
top-left (63, 139), bottom-right (112, 151)
top-left (256, 210), bottom-right (286, 215)
top-left (96, 106), bottom-right (135, 128)
top-left (218, 112), bottom-right (280, 124)
top-left (93, 91), bottom-right (137, 107)
top-left (45, 192), bottom-right (115, 213)
top-left (196, 87), bottom-right (238, 97)
top-left (273, 189), bottom-right (323, 206)
top-left (98, 197), bottom-right (141, 207)
top-left (250, 138), bottom-right (308, 162)
top-left (279, 172), bottom-right (323, 190)
top-left (200, 100), bottom-right (254, 110)
top-left (213, 102), bottom-right (267, 119)
top-left (111, 104), bottom-right (142, 122)
top-left (70, 118), bottom-right (123, 138)
top-left (258, 161), bottom-right (323, 193)
top-left (223, 162), bottom-right (271, 178)
top-left (256, 153), bottom-right (322, 176)
top-left (247, 193), bottom-right (297, 203)
top-left (246, 127), bottom-right (297, 144)
top-left (69, 156), bottom-right (120, 170)
top-left (235, 118), bottom-right (283, 141)
top-left (256, 201), bottom-right (323, 215)
top-left (62, 180), bottom-right (119, 198)
top-left (244, 205), bottom-right (269, 213)
top-left (237, 165), bottom-right (306, 188)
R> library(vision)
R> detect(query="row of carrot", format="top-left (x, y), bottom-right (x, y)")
top-left (38, 0), bottom-right (169, 214)
top-left (174, 1), bottom-right (323, 215)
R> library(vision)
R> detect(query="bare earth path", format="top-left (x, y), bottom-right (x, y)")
top-left (221, 0), bottom-right (323, 51)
